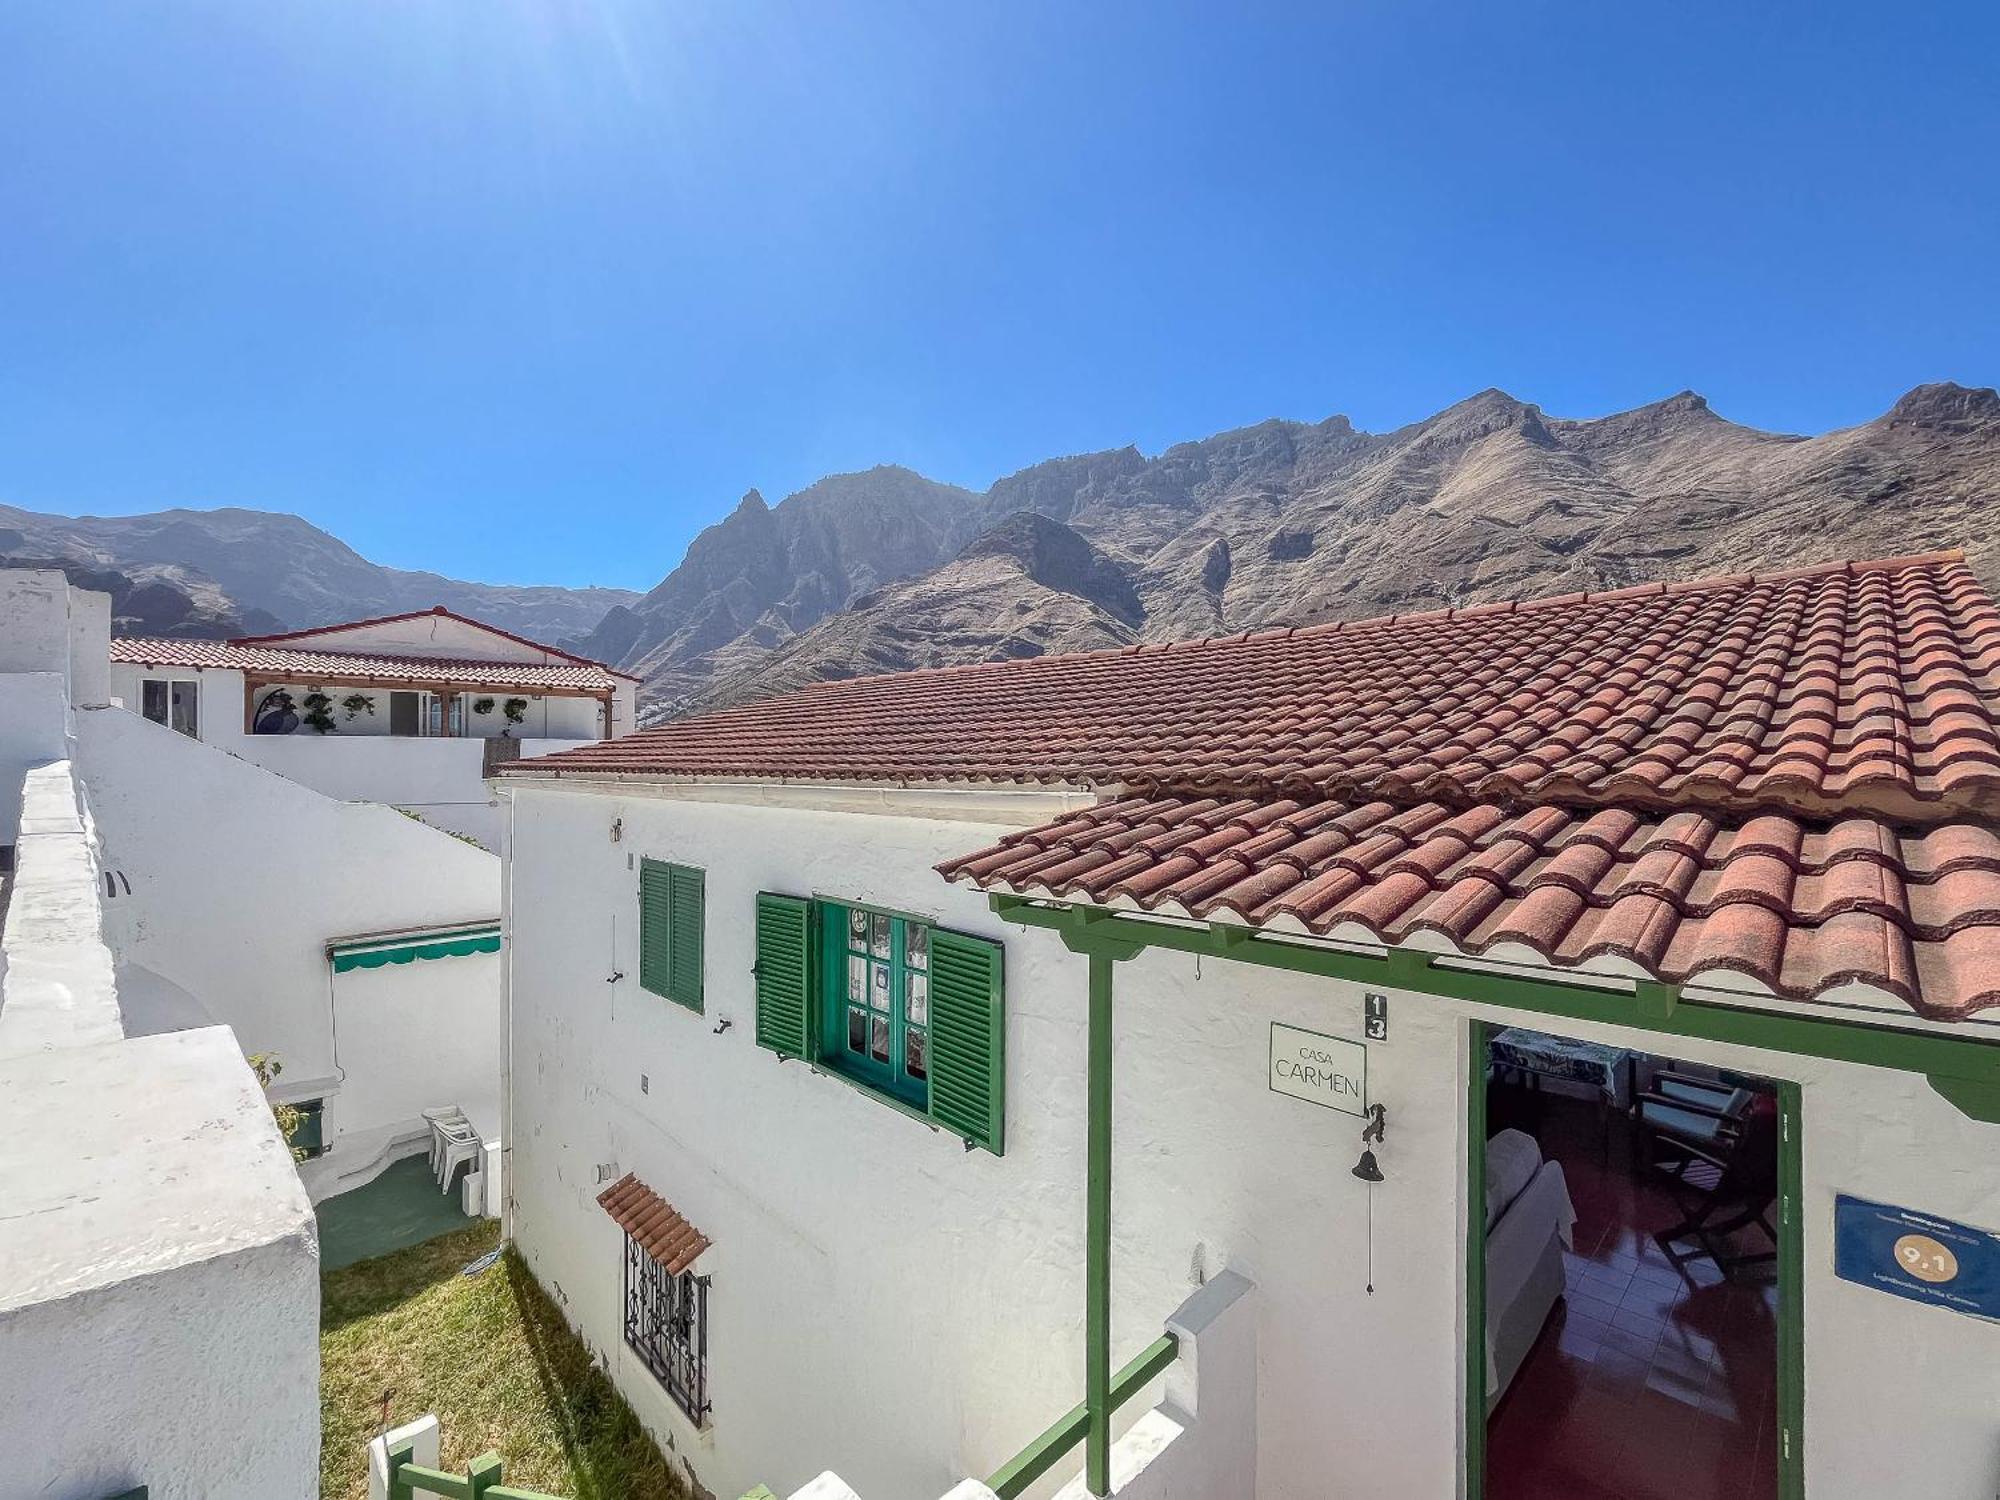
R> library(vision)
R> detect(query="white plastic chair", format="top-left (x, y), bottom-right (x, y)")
top-left (433, 1116), bottom-right (480, 1192)
top-left (423, 1106), bottom-right (468, 1173)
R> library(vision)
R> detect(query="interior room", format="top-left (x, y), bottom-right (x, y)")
top-left (1482, 1026), bottom-right (1781, 1500)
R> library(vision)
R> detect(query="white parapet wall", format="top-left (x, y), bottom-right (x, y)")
top-left (0, 1027), bottom-right (322, 1499)
top-left (0, 761), bottom-right (121, 1056)
top-left (782, 1272), bottom-right (1258, 1500)
top-left (0, 754), bottom-right (321, 1499)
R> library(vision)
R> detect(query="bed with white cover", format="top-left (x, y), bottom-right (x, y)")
top-left (1485, 1127), bottom-right (1578, 1406)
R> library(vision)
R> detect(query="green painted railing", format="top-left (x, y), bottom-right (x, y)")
top-left (985, 1331), bottom-right (1180, 1499)
top-left (387, 1442), bottom-right (570, 1500)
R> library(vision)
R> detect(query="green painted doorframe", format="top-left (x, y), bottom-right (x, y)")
top-left (1464, 1023), bottom-right (1806, 1499)
top-left (1005, 893), bottom-right (1997, 1498)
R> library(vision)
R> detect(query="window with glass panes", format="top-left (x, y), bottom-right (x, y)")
top-left (820, 901), bottom-right (931, 1107)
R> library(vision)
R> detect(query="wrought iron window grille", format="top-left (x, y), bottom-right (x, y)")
top-left (622, 1233), bottom-right (710, 1425)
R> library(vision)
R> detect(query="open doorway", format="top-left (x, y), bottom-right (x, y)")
top-left (1477, 1024), bottom-right (1789, 1500)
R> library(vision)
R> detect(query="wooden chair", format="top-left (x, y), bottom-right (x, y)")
top-left (1640, 1080), bottom-right (1779, 1277)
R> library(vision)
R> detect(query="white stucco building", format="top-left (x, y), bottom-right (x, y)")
top-left (6, 568), bottom-right (510, 1203)
top-left (109, 605), bottom-right (641, 849)
top-left (493, 551), bottom-right (2000, 1500)
top-left (0, 571), bottom-right (320, 1499)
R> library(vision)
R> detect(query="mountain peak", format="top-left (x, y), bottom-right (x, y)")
top-left (735, 488), bottom-right (768, 515)
top-left (1883, 382), bottom-right (2000, 432)
top-left (957, 511), bottom-right (1143, 624)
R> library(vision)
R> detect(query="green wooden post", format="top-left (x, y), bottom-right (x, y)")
top-left (1085, 949), bottom-right (1114, 1497)
top-left (1464, 1021), bottom-right (1488, 1500)
top-left (387, 1441), bottom-right (416, 1500)
top-left (468, 1453), bottom-right (505, 1499)
top-left (1777, 1084), bottom-right (1805, 1500)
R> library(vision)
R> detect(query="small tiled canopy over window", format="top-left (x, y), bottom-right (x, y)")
top-left (599, 1174), bottom-right (711, 1425)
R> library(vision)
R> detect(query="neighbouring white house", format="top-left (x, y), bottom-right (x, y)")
top-left (108, 605), bottom-right (642, 849)
top-left (493, 550), bottom-right (2000, 1500)
top-left (4, 568), bottom-right (508, 1208)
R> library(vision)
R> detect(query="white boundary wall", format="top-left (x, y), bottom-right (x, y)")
top-left (78, 704), bottom-right (502, 1167)
top-left (504, 784), bottom-right (2000, 1500)
top-left (0, 760), bottom-right (318, 1499)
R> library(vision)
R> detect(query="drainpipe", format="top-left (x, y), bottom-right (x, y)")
top-left (499, 785), bottom-right (516, 1239)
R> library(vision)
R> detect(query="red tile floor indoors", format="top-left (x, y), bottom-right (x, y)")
top-left (1485, 1088), bottom-right (1779, 1500)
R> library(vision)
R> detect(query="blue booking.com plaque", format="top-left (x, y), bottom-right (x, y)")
top-left (1833, 1195), bottom-right (2000, 1321)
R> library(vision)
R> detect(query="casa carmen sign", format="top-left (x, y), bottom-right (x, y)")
top-left (1269, 1023), bottom-right (1368, 1117)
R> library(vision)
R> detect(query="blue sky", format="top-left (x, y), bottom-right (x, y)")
top-left (1, 3), bottom-right (1994, 591)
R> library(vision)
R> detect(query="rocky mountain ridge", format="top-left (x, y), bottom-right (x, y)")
top-left (0, 502), bottom-right (636, 641)
top-left (616, 382), bottom-right (1999, 715)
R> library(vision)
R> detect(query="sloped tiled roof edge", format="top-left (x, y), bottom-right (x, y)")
top-left (109, 637), bottom-right (626, 692)
top-left (229, 604), bottom-right (642, 679)
top-left (499, 550), bottom-right (2000, 830)
top-left (938, 793), bottom-right (2000, 1021)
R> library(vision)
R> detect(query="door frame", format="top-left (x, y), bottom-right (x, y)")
top-left (1465, 1018), bottom-right (1805, 1499)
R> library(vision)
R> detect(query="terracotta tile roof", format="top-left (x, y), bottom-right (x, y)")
top-left (506, 550), bottom-right (2000, 1022)
top-left (109, 636), bottom-right (626, 693)
top-left (938, 793), bottom-right (2000, 1020)
top-left (598, 1174), bottom-right (710, 1274)
top-left (504, 553), bottom-right (2000, 827)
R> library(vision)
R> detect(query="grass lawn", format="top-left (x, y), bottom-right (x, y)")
top-left (320, 1221), bottom-right (690, 1500)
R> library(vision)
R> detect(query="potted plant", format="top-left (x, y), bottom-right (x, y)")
top-left (340, 692), bottom-right (375, 722)
top-left (472, 696), bottom-right (496, 718)
top-left (251, 687), bottom-right (298, 735)
top-left (301, 690), bottom-right (337, 734)
top-left (502, 697), bottom-right (529, 737)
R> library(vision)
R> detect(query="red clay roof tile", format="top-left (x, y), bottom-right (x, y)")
top-left (496, 551), bottom-right (2000, 1023)
top-left (501, 553), bottom-right (2000, 825)
top-left (597, 1174), bottom-right (711, 1275)
top-left (110, 636), bottom-right (626, 692)
top-left (941, 790), bottom-right (2000, 1020)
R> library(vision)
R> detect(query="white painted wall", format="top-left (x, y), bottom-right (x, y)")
top-left (274, 612), bottom-right (558, 662)
top-left (0, 674), bottom-right (71, 853)
top-left (0, 1027), bottom-right (321, 1500)
top-left (0, 574), bottom-right (104, 840)
top-left (105, 662), bottom-right (618, 849)
top-left (322, 948), bottom-right (503, 1171)
top-left (0, 631), bottom-right (320, 1500)
top-left (504, 784), bottom-right (2000, 1500)
top-left (77, 703), bottom-right (502, 1158)
top-left (231, 732), bottom-right (507, 848)
top-left (0, 570), bottom-right (78, 677)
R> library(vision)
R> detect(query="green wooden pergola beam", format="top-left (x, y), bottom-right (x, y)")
top-left (991, 895), bottom-right (2000, 1109)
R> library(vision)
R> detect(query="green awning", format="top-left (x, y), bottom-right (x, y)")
top-left (329, 923), bottom-right (502, 973)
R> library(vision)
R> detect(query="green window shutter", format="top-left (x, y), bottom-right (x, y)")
top-left (668, 863), bottom-right (705, 1012)
top-left (927, 928), bottom-right (1005, 1155)
top-left (639, 858), bottom-right (674, 1001)
top-left (640, 859), bottom-right (705, 1012)
top-left (754, 892), bottom-right (813, 1057)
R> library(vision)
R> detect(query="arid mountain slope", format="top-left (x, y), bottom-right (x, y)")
top-left (640, 382), bottom-right (1997, 714)
top-left (0, 503), bottom-right (636, 640)
top-left (574, 466), bottom-right (983, 702)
